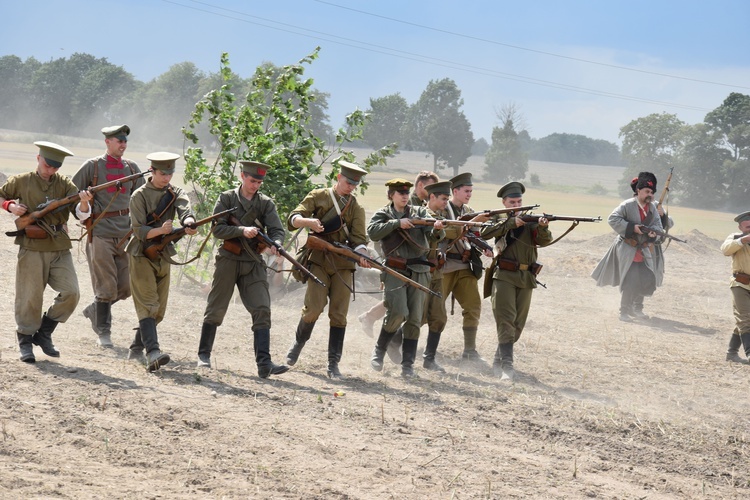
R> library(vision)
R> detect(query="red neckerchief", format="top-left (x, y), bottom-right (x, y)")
top-left (634, 201), bottom-right (649, 262)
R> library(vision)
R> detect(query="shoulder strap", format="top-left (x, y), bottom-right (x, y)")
top-left (326, 188), bottom-right (350, 238)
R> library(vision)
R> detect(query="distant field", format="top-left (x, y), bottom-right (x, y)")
top-left (0, 138), bottom-right (739, 240)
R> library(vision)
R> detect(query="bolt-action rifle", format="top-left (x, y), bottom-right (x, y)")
top-left (305, 235), bottom-right (441, 298)
top-left (519, 213), bottom-right (602, 224)
top-left (459, 204), bottom-right (540, 221)
top-left (12, 170), bottom-right (148, 232)
top-left (407, 218), bottom-right (492, 228)
top-left (143, 207), bottom-right (236, 261)
top-left (637, 224), bottom-right (687, 244)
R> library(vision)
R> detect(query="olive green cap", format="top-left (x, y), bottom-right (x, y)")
top-left (337, 159), bottom-right (368, 185)
top-left (734, 211), bottom-right (750, 223)
top-left (497, 181), bottom-right (526, 199)
top-left (240, 161), bottom-right (270, 179)
top-left (34, 141), bottom-right (74, 168)
top-left (385, 178), bottom-right (413, 190)
top-left (424, 180), bottom-right (452, 196)
top-left (101, 124), bottom-right (130, 141)
top-left (146, 151), bottom-right (180, 174)
top-left (449, 172), bottom-right (473, 189)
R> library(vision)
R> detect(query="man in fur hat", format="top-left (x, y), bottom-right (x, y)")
top-left (592, 172), bottom-right (674, 321)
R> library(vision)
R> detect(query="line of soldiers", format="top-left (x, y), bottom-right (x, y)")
top-left (9, 128), bottom-right (740, 381)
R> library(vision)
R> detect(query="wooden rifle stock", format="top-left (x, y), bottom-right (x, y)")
top-left (14, 170), bottom-right (148, 231)
top-left (459, 204), bottom-right (540, 221)
top-left (143, 207), bottom-right (236, 261)
top-left (658, 167), bottom-right (673, 210)
top-left (408, 218), bottom-right (491, 228)
top-left (306, 235), bottom-right (441, 298)
top-left (519, 213), bottom-right (602, 223)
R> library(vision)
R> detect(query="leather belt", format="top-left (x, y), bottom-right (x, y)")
top-left (93, 208), bottom-right (129, 219)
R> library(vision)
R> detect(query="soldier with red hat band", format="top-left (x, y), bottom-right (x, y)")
top-left (73, 124), bottom-right (145, 349)
top-left (194, 161), bottom-right (289, 379)
top-left (0, 141), bottom-right (93, 362)
top-left (592, 171), bottom-right (674, 321)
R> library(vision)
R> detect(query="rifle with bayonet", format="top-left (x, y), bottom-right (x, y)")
top-left (305, 235), bottom-right (441, 298)
top-left (407, 218), bottom-right (492, 228)
top-left (459, 204), bottom-right (540, 221)
top-left (12, 170), bottom-right (148, 233)
top-left (637, 224), bottom-right (687, 244)
top-left (143, 207), bottom-right (237, 261)
top-left (519, 213), bottom-right (602, 224)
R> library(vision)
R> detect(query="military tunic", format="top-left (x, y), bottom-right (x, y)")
top-left (0, 172), bottom-right (83, 334)
top-left (481, 215), bottom-right (553, 344)
top-left (721, 233), bottom-right (750, 335)
top-left (126, 180), bottom-right (194, 322)
top-left (288, 187), bottom-right (368, 327)
top-left (368, 203), bottom-right (443, 339)
top-left (440, 201), bottom-right (482, 329)
top-left (73, 154), bottom-right (144, 302)
top-left (422, 207), bottom-right (448, 333)
top-left (203, 187), bottom-right (284, 330)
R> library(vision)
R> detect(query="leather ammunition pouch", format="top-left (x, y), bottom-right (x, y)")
top-left (385, 255), bottom-right (434, 271)
top-left (222, 238), bottom-right (242, 256)
top-left (734, 272), bottom-right (750, 285)
top-left (25, 224), bottom-right (65, 239)
top-left (446, 250), bottom-right (470, 263)
top-left (291, 246), bottom-right (312, 283)
top-left (427, 252), bottom-right (446, 271)
top-left (497, 258), bottom-right (543, 276)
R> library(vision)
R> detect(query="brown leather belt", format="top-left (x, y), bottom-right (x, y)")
top-left (93, 208), bottom-right (129, 219)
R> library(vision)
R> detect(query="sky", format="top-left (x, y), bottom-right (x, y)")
top-left (3, 0), bottom-right (750, 145)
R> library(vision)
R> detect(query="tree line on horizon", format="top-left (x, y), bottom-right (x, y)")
top-left (0, 52), bottom-right (748, 210)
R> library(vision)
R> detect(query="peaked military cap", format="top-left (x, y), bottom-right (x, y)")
top-left (449, 172), bottom-right (473, 189)
top-left (424, 180), bottom-right (452, 196)
top-left (146, 152), bottom-right (180, 174)
top-left (101, 124), bottom-right (131, 141)
top-left (337, 159), bottom-right (368, 185)
top-left (34, 141), bottom-right (74, 169)
top-left (240, 161), bottom-right (270, 180)
top-left (734, 211), bottom-right (750, 223)
top-left (385, 178), bottom-right (413, 190)
top-left (497, 181), bottom-right (526, 199)
top-left (636, 172), bottom-right (657, 192)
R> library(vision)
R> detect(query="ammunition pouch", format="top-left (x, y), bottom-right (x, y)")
top-left (385, 255), bottom-right (434, 271)
top-left (734, 272), bottom-right (750, 285)
top-left (497, 258), bottom-right (543, 276)
top-left (25, 224), bottom-right (65, 239)
top-left (291, 246), bottom-right (312, 283)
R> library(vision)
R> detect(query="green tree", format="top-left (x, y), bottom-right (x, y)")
top-left (484, 120), bottom-right (528, 184)
top-left (529, 133), bottom-right (622, 166)
top-left (471, 137), bottom-right (489, 156)
top-left (362, 93), bottom-right (408, 149)
top-left (704, 92), bottom-right (750, 161)
top-left (675, 123), bottom-right (731, 208)
top-left (618, 112), bottom-right (686, 197)
top-left (401, 78), bottom-right (474, 176)
top-left (0, 55), bottom-right (40, 130)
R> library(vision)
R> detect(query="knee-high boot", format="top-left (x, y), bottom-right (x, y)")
top-left (327, 326), bottom-right (346, 379)
top-left (197, 323), bottom-right (218, 368)
top-left (95, 301), bottom-right (114, 348)
top-left (423, 330), bottom-right (445, 372)
top-left (286, 319), bottom-right (316, 366)
top-left (371, 327), bottom-right (396, 372)
top-left (82, 301), bottom-right (99, 335)
top-left (401, 338), bottom-right (419, 379)
top-left (17, 332), bottom-right (35, 363)
top-left (140, 318), bottom-right (169, 372)
top-left (255, 328), bottom-right (289, 379)
top-left (727, 333), bottom-right (747, 363)
top-left (128, 327), bottom-right (145, 362)
top-left (32, 314), bottom-right (60, 357)
top-left (740, 332), bottom-right (750, 360)
top-left (387, 326), bottom-right (403, 364)
top-left (493, 343), bottom-right (515, 381)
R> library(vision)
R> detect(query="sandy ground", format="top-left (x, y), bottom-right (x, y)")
top-left (0, 204), bottom-right (749, 499)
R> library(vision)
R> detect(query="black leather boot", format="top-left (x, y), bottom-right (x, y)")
top-left (727, 333), bottom-right (747, 363)
top-left (740, 332), bottom-right (750, 360)
top-left (619, 290), bottom-right (635, 321)
top-left (197, 322), bottom-right (217, 368)
top-left (371, 327), bottom-right (396, 372)
top-left (401, 338), bottom-right (418, 379)
top-left (492, 343), bottom-right (515, 381)
top-left (95, 301), bottom-right (114, 348)
top-left (140, 318), bottom-right (169, 372)
top-left (32, 314), bottom-right (60, 357)
top-left (255, 328), bottom-right (289, 379)
top-left (286, 319), bottom-right (316, 366)
top-left (632, 296), bottom-right (649, 319)
top-left (128, 327), bottom-right (145, 362)
top-left (82, 301), bottom-right (99, 334)
top-left (17, 332), bottom-right (35, 363)
top-left (387, 327), bottom-right (403, 364)
top-left (327, 326), bottom-right (346, 379)
top-left (423, 330), bottom-right (445, 372)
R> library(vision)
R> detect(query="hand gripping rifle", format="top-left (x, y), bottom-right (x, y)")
top-left (10, 170), bottom-right (149, 237)
top-left (637, 225), bottom-right (687, 244)
top-left (254, 228), bottom-right (327, 288)
top-left (460, 204), bottom-right (540, 221)
top-left (305, 235), bottom-right (441, 298)
top-left (143, 207), bottom-right (237, 262)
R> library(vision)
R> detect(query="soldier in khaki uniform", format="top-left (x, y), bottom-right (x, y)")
top-left (285, 161), bottom-right (371, 379)
top-left (126, 152), bottom-right (196, 371)
top-left (0, 142), bottom-right (93, 362)
top-left (481, 182), bottom-right (552, 380)
top-left (721, 211), bottom-right (750, 364)
top-left (440, 172), bottom-right (491, 363)
top-left (368, 178), bottom-right (445, 378)
top-left (195, 161), bottom-right (289, 378)
top-left (73, 125), bottom-right (144, 348)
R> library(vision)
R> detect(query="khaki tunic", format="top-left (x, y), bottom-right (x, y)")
top-left (203, 187), bottom-right (285, 330)
top-left (422, 207), bottom-right (448, 333)
top-left (0, 171), bottom-right (81, 333)
top-left (440, 201), bottom-right (482, 329)
top-left (481, 215), bottom-right (553, 344)
top-left (368, 203), bottom-right (443, 339)
top-left (288, 187), bottom-right (368, 327)
top-left (126, 181), bottom-right (193, 321)
top-left (72, 155), bottom-right (144, 302)
top-left (721, 233), bottom-right (750, 335)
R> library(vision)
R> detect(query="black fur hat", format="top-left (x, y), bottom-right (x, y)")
top-left (636, 172), bottom-right (657, 192)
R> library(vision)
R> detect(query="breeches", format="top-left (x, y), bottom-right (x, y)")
top-left (129, 254), bottom-right (170, 323)
top-left (491, 279), bottom-right (533, 344)
top-left (301, 263), bottom-right (353, 327)
top-left (383, 271), bottom-right (430, 340)
top-left (86, 236), bottom-right (131, 302)
top-left (732, 286), bottom-right (750, 335)
top-left (442, 269), bottom-right (481, 328)
top-left (421, 277), bottom-right (446, 333)
top-left (203, 256), bottom-right (270, 330)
